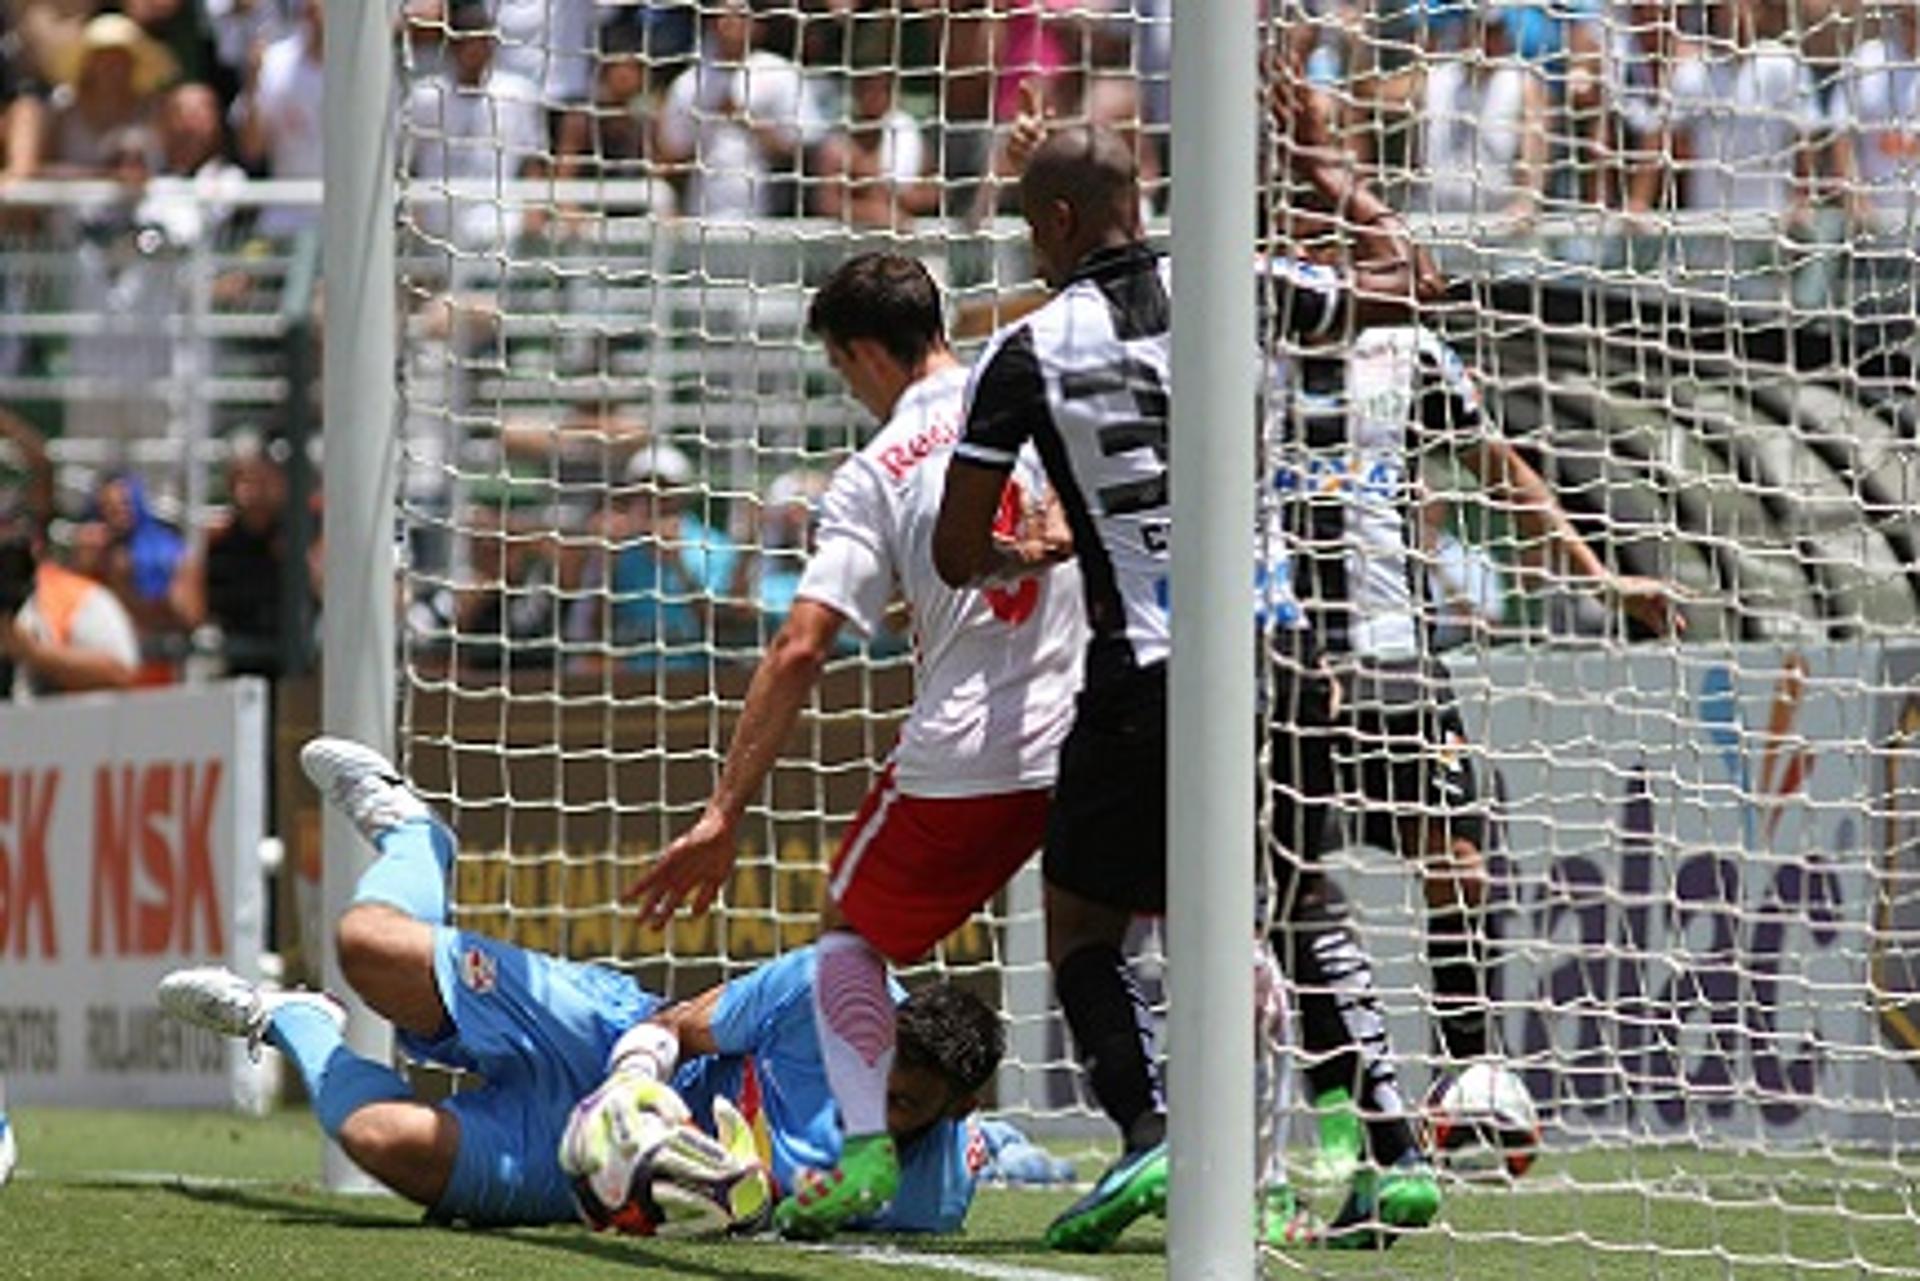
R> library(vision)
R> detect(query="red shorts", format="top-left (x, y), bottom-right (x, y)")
top-left (828, 766), bottom-right (1050, 964)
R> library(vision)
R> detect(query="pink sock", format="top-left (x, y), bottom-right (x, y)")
top-left (813, 930), bottom-right (895, 1139)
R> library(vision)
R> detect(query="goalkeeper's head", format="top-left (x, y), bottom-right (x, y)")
top-left (886, 982), bottom-right (1005, 1140)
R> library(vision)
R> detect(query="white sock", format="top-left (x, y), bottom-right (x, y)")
top-left (813, 929), bottom-right (895, 1140)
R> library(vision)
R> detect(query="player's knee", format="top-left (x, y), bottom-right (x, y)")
top-left (337, 1104), bottom-right (456, 1208)
top-left (336, 904), bottom-right (412, 990)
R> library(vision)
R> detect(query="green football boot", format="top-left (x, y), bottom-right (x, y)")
top-left (1043, 1141), bottom-right (1168, 1252)
top-left (1325, 1150), bottom-right (1443, 1251)
top-left (1258, 1183), bottom-right (1326, 1249)
top-left (772, 1133), bottom-right (899, 1240)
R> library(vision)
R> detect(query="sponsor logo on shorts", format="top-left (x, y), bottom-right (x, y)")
top-left (460, 944), bottom-right (497, 994)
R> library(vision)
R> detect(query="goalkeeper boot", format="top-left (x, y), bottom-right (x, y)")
top-left (1043, 1140), bottom-right (1168, 1253)
top-left (1325, 1149), bottom-right (1442, 1251)
top-left (301, 737), bottom-right (435, 843)
top-left (158, 967), bottom-right (345, 1061)
top-left (772, 1132), bottom-right (899, 1240)
top-left (1258, 1184), bottom-right (1325, 1250)
top-left (1304, 1087), bottom-right (1364, 1195)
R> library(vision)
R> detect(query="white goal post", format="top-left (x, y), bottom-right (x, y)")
top-left (317, 1), bottom-right (1920, 1274)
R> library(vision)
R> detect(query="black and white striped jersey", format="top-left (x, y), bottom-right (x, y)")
top-left (956, 242), bottom-right (1345, 690)
top-left (1261, 325), bottom-right (1487, 661)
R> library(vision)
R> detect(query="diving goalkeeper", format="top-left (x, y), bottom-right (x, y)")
top-left (159, 737), bottom-right (1025, 1233)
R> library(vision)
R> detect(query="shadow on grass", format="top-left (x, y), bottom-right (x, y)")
top-left (157, 1181), bottom-right (820, 1281)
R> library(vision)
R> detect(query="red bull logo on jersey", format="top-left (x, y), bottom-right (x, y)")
top-left (877, 414), bottom-right (960, 482)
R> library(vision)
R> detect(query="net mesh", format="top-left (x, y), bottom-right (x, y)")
top-left (389, 0), bottom-right (1920, 1269)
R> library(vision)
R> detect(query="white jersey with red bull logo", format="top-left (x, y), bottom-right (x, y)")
top-left (797, 363), bottom-right (1085, 798)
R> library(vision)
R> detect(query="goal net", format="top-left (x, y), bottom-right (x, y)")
top-left (384, 0), bottom-right (1920, 1269)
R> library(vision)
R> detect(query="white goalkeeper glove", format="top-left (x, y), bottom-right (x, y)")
top-left (560, 1068), bottom-right (772, 1236)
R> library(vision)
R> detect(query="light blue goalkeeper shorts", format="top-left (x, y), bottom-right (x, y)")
top-left (399, 926), bottom-right (664, 1226)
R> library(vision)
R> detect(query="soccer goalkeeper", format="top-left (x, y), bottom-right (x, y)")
top-left (159, 737), bottom-right (1020, 1234)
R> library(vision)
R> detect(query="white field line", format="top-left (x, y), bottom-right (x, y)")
top-left (801, 1242), bottom-right (1099, 1281)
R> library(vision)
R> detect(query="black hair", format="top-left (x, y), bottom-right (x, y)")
top-left (896, 982), bottom-right (1004, 1098)
top-left (447, 0), bottom-right (491, 37)
top-left (807, 252), bottom-right (947, 371)
top-left (1021, 124), bottom-right (1139, 225)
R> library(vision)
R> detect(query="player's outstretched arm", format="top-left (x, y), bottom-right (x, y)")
top-left (626, 600), bottom-right (849, 925)
top-left (1463, 435), bottom-right (1686, 638)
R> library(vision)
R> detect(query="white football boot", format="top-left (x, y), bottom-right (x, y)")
top-left (158, 967), bottom-right (345, 1059)
top-left (299, 737), bottom-right (433, 842)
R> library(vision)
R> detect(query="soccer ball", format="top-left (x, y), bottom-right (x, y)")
top-left (1424, 1062), bottom-right (1541, 1181)
top-left (562, 1077), bottom-right (773, 1238)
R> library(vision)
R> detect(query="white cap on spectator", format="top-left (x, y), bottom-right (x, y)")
top-left (625, 442), bottom-right (694, 487)
top-left (53, 14), bottom-right (180, 97)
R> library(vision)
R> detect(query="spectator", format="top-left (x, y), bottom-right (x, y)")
top-left (2, 16), bottom-right (47, 183)
top-left (730, 464), bottom-right (826, 638)
top-left (42, 13), bottom-right (178, 175)
top-left (0, 407), bottom-right (52, 531)
top-left (80, 471), bottom-right (187, 637)
top-left (811, 54), bottom-right (935, 228)
top-left (170, 447), bottom-right (311, 677)
top-left (1411, 3), bottom-right (1550, 229)
top-left (141, 81), bottom-right (246, 243)
top-left (122, 0), bottom-right (224, 97)
top-left (1595, 0), bottom-right (1694, 218)
top-left (431, 492), bottom-right (565, 675)
top-left (569, 441), bottom-right (738, 669)
top-left (490, 0), bottom-right (596, 108)
top-left (204, 0), bottom-right (301, 103)
top-left (551, 18), bottom-right (675, 220)
top-left (1831, 0), bottom-right (1920, 237)
top-left (654, 0), bottom-right (811, 219)
top-left (237, 0), bottom-right (323, 238)
top-left (1667, 0), bottom-right (1821, 228)
top-left (404, 0), bottom-right (547, 251)
top-left (1, 511), bottom-right (141, 699)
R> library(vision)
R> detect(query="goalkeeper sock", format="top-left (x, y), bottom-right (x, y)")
top-left (1428, 906), bottom-right (1490, 1062)
top-left (1283, 920), bottom-right (1415, 1169)
top-left (267, 1002), bottom-right (411, 1139)
top-left (1056, 943), bottom-right (1164, 1151)
top-left (351, 819), bottom-right (457, 925)
top-left (812, 930), bottom-right (895, 1138)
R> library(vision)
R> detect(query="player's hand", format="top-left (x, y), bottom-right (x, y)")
top-left (1006, 79), bottom-right (1048, 173)
top-left (1609, 575), bottom-right (1686, 637)
top-left (1017, 489), bottom-right (1073, 567)
top-left (626, 807), bottom-right (738, 926)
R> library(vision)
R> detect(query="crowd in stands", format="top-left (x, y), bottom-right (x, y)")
top-left (4, 0), bottom-right (1920, 697)
top-left (0, 0), bottom-right (1915, 241)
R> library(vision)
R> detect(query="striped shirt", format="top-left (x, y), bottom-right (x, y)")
top-left (957, 242), bottom-right (1345, 690)
top-left (1262, 325), bottom-right (1486, 660)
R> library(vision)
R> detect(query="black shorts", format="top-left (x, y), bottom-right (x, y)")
top-left (1043, 664), bottom-right (1169, 914)
top-left (1329, 657), bottom-right (1484, 858)
top-left (1042, 654), bottom-right (1346, 917)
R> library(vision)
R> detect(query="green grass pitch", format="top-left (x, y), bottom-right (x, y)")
top-left (4, 1109), bottom-right (1916, 1280)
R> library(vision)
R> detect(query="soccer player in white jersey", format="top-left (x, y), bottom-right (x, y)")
top-left (627, 252), bottom-right (1083, 1239)
top-left (1262, 323), bottom-right (1682, 1180)
top-left (934, 123), bottom-right (1446, 1253)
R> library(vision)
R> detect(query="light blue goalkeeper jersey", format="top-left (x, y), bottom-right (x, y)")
top-left (673, 947), bottom-right (984, 1234)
